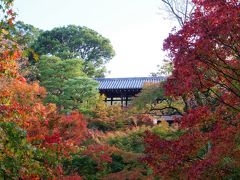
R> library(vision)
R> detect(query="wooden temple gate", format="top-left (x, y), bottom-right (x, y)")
top-left (95, 77), bottom-right (165, 107)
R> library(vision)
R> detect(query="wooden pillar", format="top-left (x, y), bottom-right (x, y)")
top-left (111, 97), bottom-right (113, 105)
top-left (121, 94), bottom-right (123, 107)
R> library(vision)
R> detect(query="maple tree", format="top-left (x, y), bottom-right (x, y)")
top-left (131, 82), bottom-right (184, 118)
top-left (160, 0), bottom-right (195, 27)
top-left (4, 0), bottom-right (240, 179)
top-left (144, 0), bottom-right (240, 179)
top-left (87, 97), bottom-right (132, 131)
top-left (0, 67), bottom-right (88, 178)
top-left (0, 1), bottom-right (88, 178)
top-left (87, 120), bottom-right (180, 179)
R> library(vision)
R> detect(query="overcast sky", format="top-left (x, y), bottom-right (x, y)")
top-left (14, 0), bottom-right (176, 77)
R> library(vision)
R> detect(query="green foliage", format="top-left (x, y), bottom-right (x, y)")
top-left (150, 60), bottom-right (173, 77)
top-left (13, 21), bottom-right (43, 65)
top-left (7, 21), bottom-right (43, 81)
top-left (0, 0), bottom-right (15, 31)
top-left (88, 120), bottom-right (114, 132)
top-left (131, 82), bottom-right (184, 116)
top-left (99, 122), bottom-right (181, 154)
top-left (32, 25), bottom-right (115, 77)
top-left (107, 130), bottom-right (145, 153)
top-left (151, 121), bottom-right (184, 140)
top-left (88, 118), bottom-right (129, 132)
top-left (63, 150), bottom-right (148, 179)
top-left (63, 118), bottom-right (181, 179)
top-left (13, 21), bottom-right (42, 48)
top-left (38, 55), bottom-right (84, 99)
top-left (0, 122), bottom-right (48, 179)
top-left (63, 154), bottom-right (98, 179)
top-left (63, 144), bottom-right (113, 179)
top-left (60, 77), bottom-right (99, 113)
top-left (109, 154), bottom-right (125, 173)
top-left (132, 83), bottom-right (164, 111)
top-left (88, 102), bottom-right (132, 132)
top-left (38, 55), bottom-right (99, 113)
top-left (39, 55), bottom-right (85, 82)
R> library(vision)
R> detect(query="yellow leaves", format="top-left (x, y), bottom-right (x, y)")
top-left (1, 29), bottom-right (9, 35)
top-left (23, 48), bottom-right (39, 61)
top-left (151, 120), bottom-right (178, 137)
top-left (155, 120), bottom-right (172, 132)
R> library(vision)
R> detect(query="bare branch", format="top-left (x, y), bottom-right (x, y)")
top-left (160, 0), bottom-right (195, 27)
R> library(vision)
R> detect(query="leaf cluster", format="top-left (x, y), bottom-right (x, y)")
top-left (38, 55), bottom-right (99, 113)
top-left (32, 25), bottom-right (115, 77)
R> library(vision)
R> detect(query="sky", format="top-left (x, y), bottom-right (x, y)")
top-left (14, 0), bottom-right (177, 77)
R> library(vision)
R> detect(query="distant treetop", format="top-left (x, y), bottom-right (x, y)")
top-left (32, 25), bottom-right (115, 77)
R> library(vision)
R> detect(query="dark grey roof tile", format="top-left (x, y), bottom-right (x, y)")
top-left (95, 77), bottom-right (166, 90)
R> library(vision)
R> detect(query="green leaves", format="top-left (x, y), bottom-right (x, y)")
top-left (60, 77), bottom-right (99, 113)
top-left (39, 56), bottom-right (84, 99)
top-left (12, 21), bottom-right (43, 48)
top-left (132, 83), bottom-right (164, 111)
top-left (0, 122), bottom-right (48, 178)
top-left (32, 25), bottom-right (115, 77)
top-left (38, 55), bottom-right (99, 113)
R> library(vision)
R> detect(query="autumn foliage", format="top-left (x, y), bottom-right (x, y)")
top-left (0, 67), bottom-right (88, 176)
top-left (0, 1), bottom-right (87, 178)
top-left (144, 0), bottom-right (240, 179)
top-left (2, 0), bottom-right (240, 179)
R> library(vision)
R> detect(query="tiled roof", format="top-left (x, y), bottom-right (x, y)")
top-left (95, 77), bottom-right (165, 90)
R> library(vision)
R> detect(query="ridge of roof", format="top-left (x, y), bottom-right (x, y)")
top-left (95, 76), bottom-right (166, 90)
top-left (95, 76), bottom-right (166, 81)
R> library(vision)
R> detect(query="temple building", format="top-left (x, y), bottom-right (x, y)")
top-left (95, 77), bottom-right (165, 106)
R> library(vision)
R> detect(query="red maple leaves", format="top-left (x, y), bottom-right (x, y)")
top-left (144, 0), bottom-right (240, 178)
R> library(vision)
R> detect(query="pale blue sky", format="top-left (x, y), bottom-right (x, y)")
top-left (14, 0), bottom-right (176, 77)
